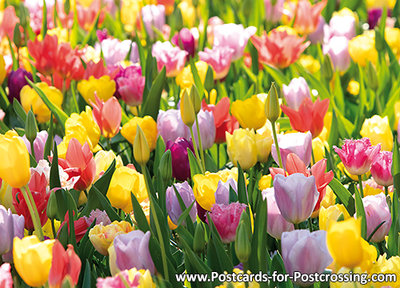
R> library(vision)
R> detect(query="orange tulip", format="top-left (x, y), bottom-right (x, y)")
top-left (92, 96), bottom-right (122, 138)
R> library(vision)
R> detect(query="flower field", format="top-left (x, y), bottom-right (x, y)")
top-left (1, 0), bottom-right (400, 287)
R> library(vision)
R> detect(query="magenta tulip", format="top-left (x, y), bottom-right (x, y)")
top-left (370, 151), bottom-right (393, 187)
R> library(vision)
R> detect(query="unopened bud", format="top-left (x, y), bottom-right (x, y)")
top-left (193, 222), bottom-right (205, 253)
top-left (180, 90), bottom-right (195, 127)
top-left (366, 61), bottom-right (378, 91)
top-left (190, 85), bottom-right (201, 114)
top-left (134, 125), bottom-right (150, 166)
top-left (265, 82), bottom-right (280, 123)
top-left (46, 192), bottom-right (58, 220)
top-left (235, 220), bottom-right (251, 263)
top-left (25, 110), bottom-right (38, 143)
top-left (158, 150), bottom-right (172, 182)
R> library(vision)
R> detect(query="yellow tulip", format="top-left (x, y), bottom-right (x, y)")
top-left (0, 131), bottom-right (31, 188)
top-left (13, 236), bottom-right (55, 287)
top-left (298, 54), bottom-right (320, 74)
top-left (0, 54), bottom-right (5, 84)
top-left (176, 61), bottom-right (209, 89)
top-left (347, 80), bottom-right (360, 96)
top-left (77, 75), bottom-right (116, 105)
top-left (121, 0), bottom-right (142, 33)
top-left (0, 179), bottom-right (16, 212)
top-left (108, 244), bottom-right (119, 276)
top-left (94, 150), bottom-right (123, 180)
top-left (385, 28), bottom-right (400, 60)
top-left (20, 82), bottom-right (63, 123)
top-left (394, 101), bottom-right (400, 130)
top-left (178, 1), bottom-right (196, 27)
top-left (348, 31), bottom-right (378, 67)
top-left (226, 128), bottom-right (258, 170)
top-left (329, 267), bottom-right (365, 288)
top-left (89, 221), bottom-right (133, 255)
top-left (319, 204), bottom-right (351, 231)
top-left (327, 218), bottom-right (377, 270)
top-left (360, 115), bottom-right (393, 151)
top-left (134, 126), bottom-right (150, 166)
top-left (255, 122), bottom-right (273, 163)
top-left (231, 95), bottom-right (267, 130)
top-left (366, 0), bottom-right (395, 9)
top-left (107, 167), bottom-right (148, 213)
top-left (58, 106), bottom-right (101, 158)
top-left (41, 219), bottom-right (60, 239)
top-left (369, 255), bottom-right (400, 287)
top-left (258, 175), bottom-right (272, 191)
top-left (312, 136), bottom-right (327, 163)
top-left (121, 116), bottom-right (158, 151)
top-left (180, 90), bottom-right (196, 127)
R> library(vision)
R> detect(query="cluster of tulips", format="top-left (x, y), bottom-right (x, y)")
top-left (1, 0), bottom-right (400, 287)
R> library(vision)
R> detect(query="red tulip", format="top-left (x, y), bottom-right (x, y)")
top-left (48, 240), bottom-right (81, 288)
top-left (201, 97), bottom-right (239, 144)
top-left (84, 59), bottom-right (119, 80)
top-left (59, 138), bottom-right (96, 191)
top-left (57, 211), bottom-right (89, 243)
top-left (92, 96), bottom-right (122, 138)
top-left (280, 97), bottom-right (329, 138)
top-left (270, 153), bottom-right (333, 212)
top-left (12, 171), bottom-right (49, 231)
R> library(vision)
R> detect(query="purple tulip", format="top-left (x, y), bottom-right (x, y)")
top-left (362, 193), bottom-right (392, 242)
top-left (2, 213), bottom-right (24, 262)
top-left (0, 206), bottom-right (14, 255)
top-left (368, 8), bottom-right (391, 29)
top-left (262, 188), bottom-right (294, 239)
top-left (264, 0), bottom-right (284, 24)
top-left (141, 5), bottom-right (165, 41)
top-left (166, 137), bottom-right (195, 181)
top-left (192, 109), bottom-right (216, 150)
top-left (166, 181), bottom-right (197, 225)
top-left (114, 65), bottom-right (145, 106)
top-left (113, 230), bottom-right (155, 274)
top-left (215, 178), bottom-right (238, 205)
top-left (282, 77), bottom-right (311, 111)
top-left (172, 28), bottom-right (196, 58)
top-left (7, 69), bottom-right (33, 101)
top-left (83, 209), bottom-right (111, 226)
top-left (22, 130), bottom-right (48, 161)
top-left (273, 173), bottom-right (319, 224)
top-left (323, 36), bottom-right (350, 72)
top-left (157, 109), bottom-right (188, 143)
top-left (271, 132), bottom-right (312, 169)
top-left (281, 230), bottom-right (332, 285)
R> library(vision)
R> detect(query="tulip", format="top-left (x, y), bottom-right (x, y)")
top-left (334, 138), bottom-right (381, 175)
top-left (329, 13), bottom-right (356, 40)
top-left (209, 202), bottom-right (247, 243)
top-left (214, 178), bottom-right (238, 206)
top-left (20, 82), bottom-right (64, 123)
top-left (255, 128), bottom-right (273, 163)
top-left (369, 255), bottom-right (400, 288)
top-left (362, 193), bottom-right (392, 242)
top-left (7, 69), bottom-right (33, 101)
top-left (114, 65), bottom-right (145, 106)
top-left (89, 221), bottom-right (133, 255)
top-left (152, 41), bottom-right (188, 77)
top-left (273, 173), bottom-right (319, 224)
top-left (281, 97), bottom-right (330, 138)
top-left (212, 24), bottom-right (257, 61)
top-left (107, 167), bottom-right (148, 213)
top-left (0, 56), bottom-right (4, 86)
top-left (22, 131), bottom-right (48, 162)
top-left (59, 138), bottom-right (96, 191)
top-left (172, 28), bottom-right (196, 58)
top-left (0, 131), bottom-right (31, 188)
top-left (83, 209), bottom-right (111, 227)
top-left (262, 188), bottom-right (294, 239)
top-left (371, 151), bottom-right (393, 187)
top-left (1, 212), bottom-right (24, 262)
top-left (13, 235), bottom-right (55, 287)
top-left (97, 268), bottom-right (154, 288)
top-left (231, 95), bottom-right (267, 130)
top-left (166, 181), bottom-right (197, 225)
top-left (319, 204), bottom-right (351, 231)
top-left (201, 97), bottom-right (239, 144)
top-left (368, 8), bottom-right (391, 29)
top-left (198, 46), bottom-right (234, 80)
top-left (0, 263), bottom-right (12, 287)
top-left (134, 126), bottom-right (150, 166)
top-left (282, 77), bottom-right (311, 111)
top-left (327, 218), bottom-right (377, 270)
top-left (251, 29), bottom-right (310, 69)
top-left (348, 32), bottom-right (378, 67)
top-left (308, 16), bottom-right (329, 44)
top-left (166, 137), bottom-right (195, 181)
top-left (92, 96), bottom-right (122, 139)
top-left (94, 38), bottom-right (135, 67)
top-left (360, 115), bottom-right (393, 152)
top-left (176, 61), bottom-right (209, 89)
top-left (323, 36), bottom-right (351, 72)
top-left (121, 116), bottom-right (158, 151)
top-left (264, 0), bottom-right (284, 24)
top-left (77, 75), bottom-right (116, 105)
top-left (157, 109), bottom-right (188, 143)
top-left (57, 211), bottom-right (89, 243)
top-left (94, 150), bottom-right (123, 180)
top-left (0, 206), bottom-right (14, 255)
top-left (191, 109), bottom-right (216, 150)
top-left (271, 132), bottom-right (312, 169)
top-left (141, 5), bottom-right (165, 40)
top-left (226, 128), bottom-right (258, 170)
top-left (366, 0), bottom-right (395, 9)
top-left (48, 241), bottom-right (81, 288)
top-left (286, 0), bottom-right (327, 35)
top-left (114, 230), bottom-right (155, 274)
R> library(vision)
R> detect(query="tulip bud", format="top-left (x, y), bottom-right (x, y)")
top-left (180, 90), bottom-right (195, 127)
top-left (321, 54), bottom-right (333, 81)
top-left (158, 150), bottom-right (172, 182)
top-left (25, 110), bottom-right (38, 144)
top-left (265, 82), bottom-right (280, 123)
top-left (133, 125), bottom-right (150, 166)
top-left (204, 66), bottom-right (214, 93)
top-left (190, 85), bottom-right (201, 114)
top-left (235, 220), bottom-right (251, 263)
top-left (46, 192), bottom-right (58, 220)
top-left (193, 222), bottom-right (205, 253)
top-left (366, 62), bottom-right (378, 91)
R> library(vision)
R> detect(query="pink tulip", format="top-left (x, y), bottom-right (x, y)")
top-left (329, 14), bottom-right (356, 40)
top-left (207, 16), bottom-right (224, 45)
top-left (141, 5), bottom-right (165, 40)
top-left (262, 188), bottom-right (294, 239)
top-left (94, 39), bottom-right (135, 67)
top-left (323, 36), bottom-right (350, 72)
top-left (362, 193), bottom-right (392, 242)
top-left (115, 65), bottom-right (145, 107)
top-left (282, 77), bottom-right (311, 111)
top-left (213, 24), bottom-right (257, 61)
top-left (209, 202), bottom-right (247, 243)
top-left (271, 132), bottom-right (312, 168)
top-left (152, 41), bottom-right (188, 77)
top-left (199, 47), bottom-right (234, 80)
top-left (334, 138), bottom-right (381, 176)
top-left (92, 96), bottom-right (122, 139)
top-left (172, 28), bottom-right (196, 58)
top-left (0, 263), bottom-right (12, 288)
top-left (0, 110), bottom-right (4, 121)
top-left (157, 109), bottom-right (188, 143)
top-left (264, 0), bottom-right (284, 24)
top-left (285, 0), bottom-right (327, 35)
top-left (371, 151), bottom-right (393, 187)
top-left (22, 130), bottom-right (48, 162)
top-left (273, 173), bottom-right (319, 224)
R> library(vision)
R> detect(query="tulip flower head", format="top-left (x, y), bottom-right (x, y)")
top-left (231, 95), bottom-right (267, 130)
top-left (157, 109), bottom-right (188, 143)
top-left (0, 206), bottom-right (15, 255)
top-left (226, 128), bottom-right (258, 170)
top-left (282, 77), bottom-right (311, 111)
top-left (172, 28), bottom-right (196, 58)
top-left (166, 137), bottom-right (195, 181)
top-left (133, 125), bottom-right (150, 166)
top-left (166, 181), bottom-right (197, 225)
top-left (7, 69), bottom-right (33, 101)
top-left (152, 41), bottom-right (188, 77)
top-left (265, 0), bottom-right (284, 24)
top-left (141, 5), bottom-right (165, 40)
top-left (121, 116), bottom-right (158, 151)
top-left (360, 115), bottom-right (393, 152)
top-left (191, 109), bottom-right (216, 150)
top-left (199, 46), bottom-right (234, 80)
top-left (285, 0), bottom-right (327, 35)
top-left (92, 96), bottom-right (122, 139)
top-left (115, 65), bottom-right (145, 107)
top-left (362, 193), bottom-right (392, 242)
top-left (0, 263), bottom-right (12, 287)
top-left (323, 36), bottom-right (351, 72)
top-left (370, 151), bottom-right (393, 187)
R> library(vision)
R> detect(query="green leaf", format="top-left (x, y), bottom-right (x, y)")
top-left (92, 185), bottom-right (121, 221)
top-left (175, 225), bottom-right (194, 248)
top-left (237, 164), bottom-right (248, 204)
top-left (140, 66), bottom-right (166, 120)
top-left (131, 192), bottom-right (151, 232)
top-left (0, 86), bottom-right (9, 110)
top-left (388, 138), bottom-right (400, 256)
top-left (333, 71), bottom-right (344, 111)
top-left (7, 37), bottom-right (18, 71)
top-left (50, 143), bottom-right (61, 189)
top-left (188, 148), bottom-right (202, 178)
top-left (189, 58), bottom-right (205, 98)
top-left (204, 152), bottom-right (217, 172)
top-left (13, 99), bottom-right (27, 123)
top-left (270, 252), bottom-right (293, 288)
top-left (81, 260), bottom-right (91, 288)
top-left (327, 109), bottom-right (339, 147)
top-left (354, 188), bottom-right (367, 239)
top-left (263, 65), bottom-right (289, 87)
top-left (41, 0), bottom-right (47, 38)
top-left (153, 136), bottom-right (166, 175)
top-left (328, 178), bottom-right (355, 215)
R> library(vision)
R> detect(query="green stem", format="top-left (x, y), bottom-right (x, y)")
top-left (217, 144), bottom-right (220, 169)
top-left (294, 223), bottom-right (300, 230)
top-left (271, 122), bottom-right (283, 169)
top-left (107, 137), bottom-right (111, 151)
top-left (189, 126), bottom-right (204, 173)
top-left (358, 175), bottom-right (364, 198)
top-left (308, 218), bottom-right (313, 232)
top-left (21, 185), bottom-right (44, 240)
top-left (375, 89), bottom-right (382, 115)
top-left (30, 141), bottom-right (36, 160)
top-left (195, 114), bottom-right (206, 171)
top-left (385, 186), bottom-right (389, 197)
top-left (50, 218), bottom-right (57, 239)
top-left (311, 148), bottom-right (316, 166)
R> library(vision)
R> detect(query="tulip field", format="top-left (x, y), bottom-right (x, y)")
top-left (1, 0), bottom-right (400, 287)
